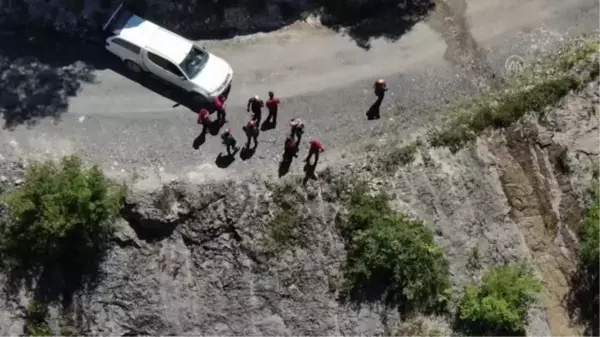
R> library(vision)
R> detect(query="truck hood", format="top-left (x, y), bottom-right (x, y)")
top-left (190, 54), bottom-right (231, 94)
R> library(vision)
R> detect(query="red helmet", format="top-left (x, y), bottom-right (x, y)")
top-left (225, 127), bottom-right (231, 133)
top-left (248, 120), bottom-right (256, 127)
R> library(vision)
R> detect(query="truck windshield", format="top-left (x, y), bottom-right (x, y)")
top-left (179, 47), bottom-right (209, 79)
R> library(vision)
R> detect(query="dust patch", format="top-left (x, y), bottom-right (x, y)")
top-left (427, 0), bottom-right (501, 91)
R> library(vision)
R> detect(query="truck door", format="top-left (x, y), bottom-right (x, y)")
top-left (144, 51), bottom-right (189, 90)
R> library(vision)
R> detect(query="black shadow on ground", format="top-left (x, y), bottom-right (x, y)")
top-left (260, 120), bottom-right (276, 131)
top-left (240, 146), bottom-right (257, 161)
top-left (0, 30), bottom-right (102, 129)
top-left (1, 227), bottom-right (108, 317)
top-left (316, 0), bottom-right (436, 49)
top-left (192, 129), bottom-right (208, 149)
top-left (566, 265), bottom-right (599, 336)
top-left (366, 96), bottom-right (384, 120)
top-left (216, 153), bottom-right (236, 168)
top-left (133, 0), bottom-right (435, 50)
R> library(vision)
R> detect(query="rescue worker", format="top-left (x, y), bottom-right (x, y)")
top-left (242, 119), bottom-right (259, 149)
top-left (283, 136), bottom-right (299, 160)
top-left (213, 94), bottom-right (227, 125)
top-left (290, 118), bottom-right (304, 143)
top-left (247, 95), bottom-right (264, 125)
top-left (374, 78), bottom-right (388, 100)
top-left (265, 91), bottom-right (281, 127)
top-left (304, 137), bottom-right (324, 165)
top-left (221, 128), bottom-right (239, 156)
top-left (197, 108), bottom-right (212, 132)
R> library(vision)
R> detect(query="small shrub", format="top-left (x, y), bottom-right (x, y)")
top-left (379, 141), bottom-right (419, 173)
top-left (0, 156), bottom-right (125, 284)
top-left (456, 265), bottom-right (542, 336)
top-left (25, 300), bottom-right (52, 336)
top-left (341, 188), bottom-right (451, 315)
top-left (429, 36), bottom-right (599, 153)
top-left (266, 211), bottom-right (301, 254)
top-left (580, 181), bottom-right (599, 273)
top-left (430, 76), bottom-right (579, 152)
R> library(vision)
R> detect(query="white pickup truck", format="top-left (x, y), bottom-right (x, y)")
top-left (102, 3), bottom-right (233, 101)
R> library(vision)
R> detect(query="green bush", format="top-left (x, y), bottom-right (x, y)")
top-left (341, 187), bottom-right (451, 315)
top-left (24, 300), bottom-right (52, 336)
top-left (0, 155), bottom-right (125, 280)
top-left (457, 265), bottom-right (542, 336)
top-left (429, 36), bottom-right (599, 153)
top-left (580, 182), bottom-right (599, 273)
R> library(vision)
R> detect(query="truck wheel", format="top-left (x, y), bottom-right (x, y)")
top-left (124, 60), bottom-right (142, 74)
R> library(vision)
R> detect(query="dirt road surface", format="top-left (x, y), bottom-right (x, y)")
top-left (0, 0), bottom-right (598, 186)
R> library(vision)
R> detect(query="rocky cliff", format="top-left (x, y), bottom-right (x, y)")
top-left (1, 69), bottom-right (596, 336)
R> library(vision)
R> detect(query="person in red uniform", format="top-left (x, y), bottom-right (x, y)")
top-left (221, 127), bottom-right (239, 156)
top-left (264, 91), bottom-right (281, 128)
top-left (247, 95), bottom-right (264, 125)
top-left (304, 137), bottom-right (324, 165)
top-left (213, 94), bottom-right (227, 125)
top-left (374, 78), bottom-right (388, 100)
top-left (283, 136), bottom-right (299, 160)
top-left (197, 108), bottom-right (212, 128)
top-left (290, 118), bottom-right (304, 143)
top-left (242, 119), bottom-right (259, 149)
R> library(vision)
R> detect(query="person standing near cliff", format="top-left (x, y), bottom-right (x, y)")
top-left (264, 91), bottom-right (281, 128)
top-left (247, 95), bottom-right (264, 125)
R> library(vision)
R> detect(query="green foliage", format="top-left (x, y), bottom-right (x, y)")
top-left (27, 325), bottom-right (53, 337)
top-left (378, 141), bottom-right (419, 173)
top-left (429, 36), bottom-right (599, 153)
top-left (580, 181), bottom-right (599, 272)
top-left (266, 211), bottom-right (301, 253)
top-left (457, 265), bottom-right (542, 336)
top-left (0, 155), bottom-right (125, 280)
top-left (340, 187), bottom-right (451, 315)
top-left (429, 76), bottom-right (579, 152)
top-left (25, 300), bottom-right (52, 336)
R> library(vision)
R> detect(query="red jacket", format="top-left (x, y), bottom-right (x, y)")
top-left (310, 139), bottom-right (324, 151)
top-left (266, 97), bottom-right (280, 113)
top-left (197, 109), bottom-right (210, 124)
top-left (213, 96), bottom-right (226, 111)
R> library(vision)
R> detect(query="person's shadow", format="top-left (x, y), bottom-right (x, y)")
top-left (240, 145), bottom-right (257, 161)
top-left (302, 161), bottom-right (318, 185)
top-left (215, 152), bottom-right (236, 168)
top-left (366, 95), bottom-right (384, 120)
top-left (260, 119), bottom-right (276, 131)
top-left (192, 126), bottom-right (208, 149)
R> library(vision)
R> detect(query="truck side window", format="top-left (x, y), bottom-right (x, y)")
top-left (147, 52), bottom-right (185, 78)
top-left (111, 38), bottom-right (141, 54)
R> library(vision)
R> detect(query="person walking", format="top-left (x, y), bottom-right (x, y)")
top-left (304, 137), bottom-right (324, 165)
top-left (290, 118), bottom-right (305, 143)
top-left (247, 95), bottom-right (264, 125)
top-left (264, 91), bottom-right (281, 128)
top-left (213, 94), bottom-right (227, 125)
top-left (221, 128), bottom-right (239, 156)
top-left (242, 119), bottom-right (259, 149)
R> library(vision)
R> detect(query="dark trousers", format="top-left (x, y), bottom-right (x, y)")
top-left (266, 110), bottom-right (277, 125)
top-left (246, 134), bottom-right (258, 148)
top-left (216, 108), bottom-right (226, 125)
top-left (305, 147), bottom-right (319, 164)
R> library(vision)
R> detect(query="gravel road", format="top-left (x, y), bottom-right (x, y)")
top-left (0, 0), bottom-right (598, 186)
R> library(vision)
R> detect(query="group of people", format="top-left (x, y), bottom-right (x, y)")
top-left (196, 78), bottom-right (389, 173)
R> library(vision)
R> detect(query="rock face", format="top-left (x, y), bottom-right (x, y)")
top-left (2, 79), bottom-right (586, 335)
